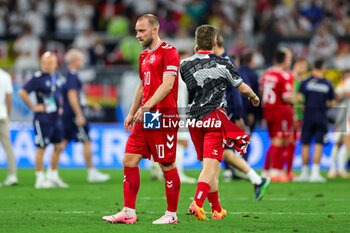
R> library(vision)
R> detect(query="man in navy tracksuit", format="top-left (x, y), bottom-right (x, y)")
top-left (19, 52), bottom-right (67, 188)
top-left (238, 51), bottom-right (262, 145)
top-left (60, 48), bottom-right (110, 183)
top-left (295, 59), bottom-right (335, 182)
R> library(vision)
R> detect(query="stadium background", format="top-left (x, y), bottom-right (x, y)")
top-left (0, 0), bottom-right (347, 169)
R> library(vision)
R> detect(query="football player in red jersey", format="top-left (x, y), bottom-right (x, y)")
top-left (261, 48), bottom-right (294, 182)
top-left (102, 14), bottom-right (180, 225)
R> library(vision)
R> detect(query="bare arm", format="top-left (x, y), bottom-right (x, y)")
top-left (344, 90), bottom-right (350, 98)
top-left (327, 99), bottom-right (337, 108)
top-left (18, 89), bottom-right (45, 112)
top-left (67, 90), bottom-right (83, 116)
top-left (282, 95), bottom-right (294, 105)
top-left (133, 74), bottom-right (176, 123)
top-left (296, 93), bottom-right (304, 104)
top-left (236, 82), bottom-right (260, 106)
top-left (128, 81), bottom-right (143, 116)
top-left (6, 93), bottom-right (11, 117)
top-left (67, 89), bottom-right (85, 126)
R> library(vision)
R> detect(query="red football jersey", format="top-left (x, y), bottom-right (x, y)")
top-left (260, 67), bottom-right (294, 121)
top-left (139, 41), bottom-right (179, 115)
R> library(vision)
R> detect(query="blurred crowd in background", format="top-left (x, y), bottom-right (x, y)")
top-left (1, 0), bottom-right (350, 123)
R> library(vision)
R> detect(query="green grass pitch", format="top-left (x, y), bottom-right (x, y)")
top-left (0, 169), bottom-right (349, 233)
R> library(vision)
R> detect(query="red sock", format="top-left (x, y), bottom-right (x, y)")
top-left (194, 182), bottom-right (211, 208)
top-left (164, 167), bottom-right (181, 212)
top-left (280, 146), bottom-right (288, 170)
top-left (208, 191), bottom-right (222, 213)
top-left (287, 143), bottom-right (295, 174)
top-left (264, 146), bottom-right (272, 170)
top-left (270, 145), bottom-right (282, 170)
top-left (123, 167), bottom-right (140, 209)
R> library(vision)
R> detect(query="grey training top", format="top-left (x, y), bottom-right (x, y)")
top-left (179, 52), bottom-right (243, 120)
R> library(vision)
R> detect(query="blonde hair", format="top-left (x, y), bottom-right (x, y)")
top-left (65, 48), bottom-right (84, 64)
top-left (137, 14), bottom-right (160, 28)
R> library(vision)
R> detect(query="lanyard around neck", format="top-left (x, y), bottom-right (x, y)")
top-left (51, 74), bottom-right (56, 92)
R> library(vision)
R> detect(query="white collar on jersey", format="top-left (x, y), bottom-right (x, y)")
top-left (148, 41), bottom-right (163, 53)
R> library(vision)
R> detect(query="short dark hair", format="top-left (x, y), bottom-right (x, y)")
top-left (137, 14), bottom-right (159, 28)
top-left (240, 51), bottom-right (253, 65)
top-left (195, 25), bottom-right (218, 51)
top-left (313, 59), bottom-right (325, 70)
top-left (273, 49), bottom-right (286, 64)
top-left (216, 34), bottom-right (224, 48)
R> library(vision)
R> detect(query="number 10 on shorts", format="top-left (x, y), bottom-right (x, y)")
top-left (156, 144), bottom-right (165, 158)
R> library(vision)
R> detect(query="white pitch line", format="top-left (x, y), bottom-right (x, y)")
top-left (227, 212), bottom-right (350, 215)
top-left (0, 210), bottom-right (349, 215)
top-left (139, 197), bottom-right (347, 202)
top-left (2, 196), bottom-right (347, 202)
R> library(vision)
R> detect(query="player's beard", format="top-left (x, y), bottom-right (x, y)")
top-left (141, 35), bottom-right (153, 48)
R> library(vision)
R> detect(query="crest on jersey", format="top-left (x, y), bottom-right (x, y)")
top-left (45, 80), bottom-right (51, 87)
top-left (150, 55), bottom-right (156, 64)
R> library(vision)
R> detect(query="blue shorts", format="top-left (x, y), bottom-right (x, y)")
top-left (62, 117), bottom-right (90, 142)
top-left (33, 119), bottom-right (63, 148)
top-left (301, 121), bottom-right (328, 145)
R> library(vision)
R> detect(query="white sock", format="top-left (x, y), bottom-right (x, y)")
top-left (88, 167), bottom-right (96, 174)
top-left (269, 169), bottom-right (280, 176)
top-left (175, 144), bottom-right (185, 177)
top-left (165, 210), bottom-right (177, 218)
top-left (311, 164), bottom-right (320, 176)
top-left (329, 146), bottom-right (339, 172)
top-left (338, 146), bottom-right (348, 172)
top-left (36, 171), bottom-right (44, 179)
top-left (247, 169), bottom-right (262, 185)
top-left (123, 207), bottom-right (136, 215)
top-left (301, 165), bottom-right (308, 176)
top-left (51, 169), bottom-right (58, 179)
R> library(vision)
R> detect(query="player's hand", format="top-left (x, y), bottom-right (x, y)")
top-left (133, 108), bottom-right (143, 123)
top-left (124, 114), bottom-right (134, 132)
top-left (249, 95), bottom-right (260, 107)
top-left (33, 104), bottom-right (45, 113)
top-left (58, 107), bottom-right (63, 116)
top-left (76, 114), bottom-right (86, 127)
top-left (133, 106), bottom-right (151, 124)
